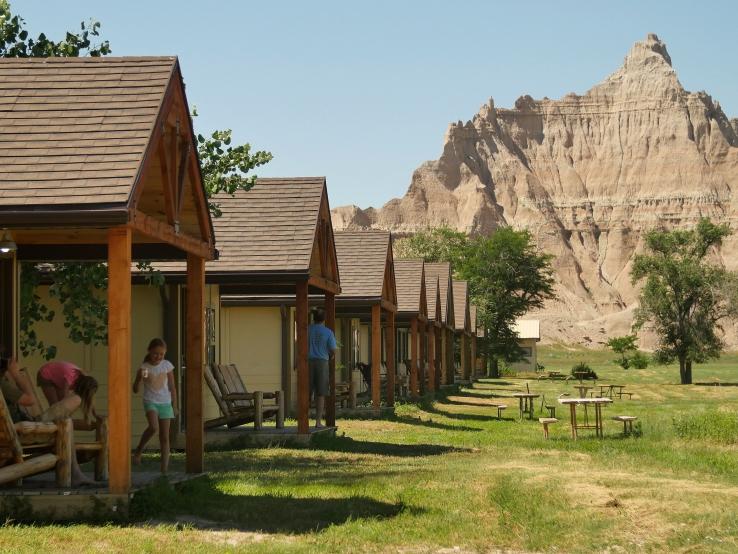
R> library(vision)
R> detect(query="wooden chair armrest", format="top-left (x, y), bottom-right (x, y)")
top-left (15, 421), bottom-right (58, 435)
top-left (223, 392), bottom-right (256, 401)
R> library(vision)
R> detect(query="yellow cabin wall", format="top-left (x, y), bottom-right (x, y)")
top-left (219, 305), bottom-right (282, 396)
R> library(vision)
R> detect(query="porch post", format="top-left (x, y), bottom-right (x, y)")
top-left (410, 317), bottom-right (419, 398)
top-left (325, 291), bottom-right (336, 427)
top-left (427, 323), bottom-right (436, 393)
top-left (461, 332), bottom-right (469, 380)
top-left (296, 281), bottom-right (309, 433)
top-left (185, 253), bottom-right (205, 474)
top-left (385, 310), bottom-right (395, 406)
top-left (371, 303), bottom-right (381, 411)
top-left (436, 327), bottom-right (443, 387)
top-left (471, 334), bottom-right (477, 379)
top-left (107, 227), bottom-right (132, 494)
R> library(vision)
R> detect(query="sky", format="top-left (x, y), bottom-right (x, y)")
top-left (16, 0), bottom-right (738, 209)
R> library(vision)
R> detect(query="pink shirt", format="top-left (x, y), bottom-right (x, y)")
top-left (39, 361), bottom-right (81, 391)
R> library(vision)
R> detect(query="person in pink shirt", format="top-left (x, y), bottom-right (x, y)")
top-left (37, 360), bottom-right (99, 424)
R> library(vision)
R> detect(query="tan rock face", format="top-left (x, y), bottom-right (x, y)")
top-left (333, 34), bottom-right (738, 347)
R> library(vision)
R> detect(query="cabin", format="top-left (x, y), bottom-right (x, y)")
top-left (333, 231), bottom-right (397, 410)
top-left (423, 262), bottom-right (455, 386)
top-left (423, 273), bottom-right (442, 393)
top-left (469, 304), bottom-right (480, 378)
top-left (510, 320), bottom-right (541, 373)
top-left (157, 178), bottom-right (341, 433)
top-left (393, 259), bottom-right (428, 398)
top-left (452, 280), bottom-right (472, 382)
top-left (0, 57), bottom-right (215, 506)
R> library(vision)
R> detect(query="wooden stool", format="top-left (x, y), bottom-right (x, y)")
top-left (539, 417), bottom-right (558, 439)
top-left (612, 415), bottom-right (637, 435)
top-left (496, 405), bottom-right (507, 419)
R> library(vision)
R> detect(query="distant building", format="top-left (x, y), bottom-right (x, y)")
top-left (509, 320), bottom-right (540, 372)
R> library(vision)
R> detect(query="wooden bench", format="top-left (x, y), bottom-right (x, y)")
top-left (495, 405), bottom-right (507, 419)
top-left (612, 415), bottom-right (638, 435)
top-left (539, 417), bottom-right (558, 439)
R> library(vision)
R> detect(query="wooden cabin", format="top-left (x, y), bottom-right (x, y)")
top-left (452, 280), bottom-right (472, 382)
top-left (469, 304), bottom-right (481, 378)
top-left (424, 263), bottom-right (455, 386)
top-left (510, 320), bottom-right (541, 373)
top-left (393, 259), bottom-right (428, 398)
top-left (0, 57), bottom-right (215, 499)
top-left (424, 273), bottom-right (442, 392)
top-left (157, 178), bottom-right (341, 433)
top-left (333, 231), bottom-right (397, 410)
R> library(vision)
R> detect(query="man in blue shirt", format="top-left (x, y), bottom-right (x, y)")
top-left (308, 307), bottom-right (337, 428)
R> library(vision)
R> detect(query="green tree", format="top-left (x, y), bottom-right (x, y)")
top-left (631, 218), bottom-right (738, 384)
top-left (6, 1), bottom-right (271, 358)
top-left (396, 226), bottom-right (556, 377)
top-left (606, 334), bottom-right (638, 369)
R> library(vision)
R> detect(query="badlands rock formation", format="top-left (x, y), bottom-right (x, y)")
top-left (333, 34), bottom-right (738, 346)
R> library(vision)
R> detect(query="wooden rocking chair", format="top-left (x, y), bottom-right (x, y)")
top-left (0, 390), bottom-right (74, 487)
top-left (19, 368), bottom-right (108, 481)
top-left (204, 363), bottom-right (284, 430)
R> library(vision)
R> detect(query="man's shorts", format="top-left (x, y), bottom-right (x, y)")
top-left (308, 358), bottom-right (329, 397)
top-left (143, 401), bottom-right (175, 420)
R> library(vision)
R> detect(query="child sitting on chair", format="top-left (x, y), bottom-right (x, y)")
top-left (132, 338), bottom-right (178, 474)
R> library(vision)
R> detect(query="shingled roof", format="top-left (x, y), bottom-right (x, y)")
top-left (453, 280), bottom-right (470, 333)
top-left (334, 231), bottom-right (395, 305)
top-left (394, 259), bottom-right (426, 317)
top-left (426, 274), bottom-right (440, 323)
top-left (0, 56), bottom-right (176, 209)
top-left (425, 262), bottom-right (454, 327)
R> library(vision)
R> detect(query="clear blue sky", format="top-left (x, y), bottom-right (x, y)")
top-left (18, 0), bottom-right (738, 209)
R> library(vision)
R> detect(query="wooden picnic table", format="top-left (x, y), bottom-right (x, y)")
top-left (610, 385), bottom-right (629, 399)
top-left (597, 384), bottom-right (614, 398)
top-left (559, 397), bottom-right (613, 439)
top-left (512, 393), bottom-right (540, 420)
top-left (573, 371), bottom-right (589, 383)
top-left (573, 384), bottom-right (593, 398)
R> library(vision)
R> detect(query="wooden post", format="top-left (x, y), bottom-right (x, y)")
top-left (371, 303), bottom-right (382, 411)
top-left (386, 310), bottom-right (396, 407)
top-left (461, 333), bottom-right (469, 380)
top-left (55, 418), bottom-right (73, 488)
top-left (435, 327), bottom-right (442, 387)
top-left (427, 323), bottom-right (436, 392)
top-left (410, 317), bottom-right (419, 398)
top-left (471, 334), bottom-right (477, 379)
top-left (254, 391), bottom-right (263, 430)
top-left (325, 291), bottom-right (337, 427)
top-left (276, 390), bottom-right (285, 429)
top-left (107, 226), bottom-right (131, 494)
top-left (185, 254), bottom-right (205, 474)
top-left (296, 281), bottom-right (309, 434)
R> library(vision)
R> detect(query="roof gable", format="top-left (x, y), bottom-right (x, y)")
top-left (425, 262), bottom-right (454, 327)
top-left (452, 280), bottom-right (471, 332)
top-left (335, 231), bottom-right (395, 306)
top-left (426, 275), bottom-right (442, 323)
top-left (394, 259), bottom-right (427, 317)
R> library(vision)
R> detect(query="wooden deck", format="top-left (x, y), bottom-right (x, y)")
top-left (0, 470), bottom-right (205, 521)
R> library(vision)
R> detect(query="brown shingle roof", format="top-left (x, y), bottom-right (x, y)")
top-left (425, 262), bottom-right (453, 326)
top-left (335, 231), bottom-right (390, 299)
top-left (426, 275), bottom-right (439, 322)
top-left (395, 259), bottom-right (424, 314)
top-left (158, 178), bottom-right (327, 274)
top-left (0, 57), bottom-right (175, 207)
top-left (453, 280), bottom-right (469, 332)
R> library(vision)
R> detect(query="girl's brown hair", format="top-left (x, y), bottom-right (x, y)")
top-left (144, 338), bottom-right (167, 364)
top-left (73, 375), bottom-right (98, 420)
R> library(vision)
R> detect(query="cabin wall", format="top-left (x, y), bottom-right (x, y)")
top-left (219, 305), bottom-right (282, 397)
top-left (509, 338), bottom-right (538, 372)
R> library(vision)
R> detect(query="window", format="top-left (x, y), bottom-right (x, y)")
top-left (520, 346), bottom-right (533, 358)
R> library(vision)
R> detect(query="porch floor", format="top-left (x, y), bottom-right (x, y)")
top-left (175, 424), bottom-right (337, 450)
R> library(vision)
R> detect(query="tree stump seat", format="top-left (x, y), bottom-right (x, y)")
top-left (612, 415), bottom-right (637, 435)
top-left (538, 417), bottom-right (558, 439)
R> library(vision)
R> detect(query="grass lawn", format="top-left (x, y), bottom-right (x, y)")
top-left (2, 349), bottom-right (738, 553)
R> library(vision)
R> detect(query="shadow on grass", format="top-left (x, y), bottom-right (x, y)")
top-left (453, 390), bottom-right (517, 400)
top-left (129, 477), bottom-right (410, 533)
top-left (390, 414), bottom-right (483, 432)
top-left (311, 434), bottom-right (472, 457)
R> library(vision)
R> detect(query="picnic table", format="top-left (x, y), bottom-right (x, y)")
top-left (573, 371), bottom-right (589, 383)
top-left (512, 392), bottom-right (540, 420)
top-left (573, 384), bottom-right (593, 398)
top-left (559, 397), bottom-right (613, 439)
top-left (597, 384), bottom-right (614, 398)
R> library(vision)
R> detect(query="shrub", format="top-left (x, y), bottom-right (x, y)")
top-left (673, 410), bottom-right (738, 444)
top-left (499, 363), bottom-right (517, 377)
top-left (570, 362), bottom-right (598, 380)
top-left (630, 351), bottom-right (649, 369)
